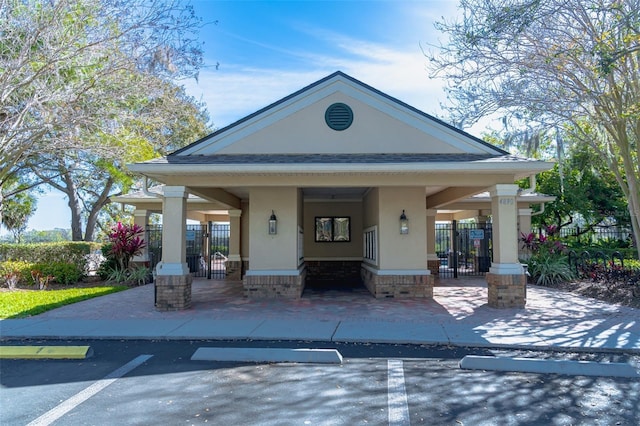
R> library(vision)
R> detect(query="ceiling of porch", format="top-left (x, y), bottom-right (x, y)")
top-left (217, 186), bottom-right (449, 202)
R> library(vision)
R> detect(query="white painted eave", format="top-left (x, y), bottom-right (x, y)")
top-left (128, 161), bottom-right (552, 176)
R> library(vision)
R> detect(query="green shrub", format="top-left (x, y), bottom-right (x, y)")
top-left (35, 262), bottom-right (84, 285)
top-left (527, 253), bottom-right (576, 286)
top-left (128, 266), bottom-right (151, 286)
top-left (0, 261), bottom-right (35, 285)
top-left (564, 244), bottom-right (638, 261)
top-left (106, 265), bottom-right (150, 286)
top-left (590, 237), bottom-right (633, 250)
top-left (626, 259), bottom-right (640, 270)
top-left (97, 243), bottom-right (118, 280)
top-left (0, 261), bottom-right (83, 286)
top-left (0, 242), bottom-right (101, 269)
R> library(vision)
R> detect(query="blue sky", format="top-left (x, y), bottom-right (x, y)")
top-left (185, 0), bottom-right (461, 129)
top-left (16, 0), bottom-right (473, 234)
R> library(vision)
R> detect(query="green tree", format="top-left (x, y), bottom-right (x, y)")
top-left (429, 0), bottom-right (640, 258)
top-left (30, 78), bottom-right (210, 241)
top-left (0, 178), bottom-right (37, 242)
top-left (528, 144), bottom-right (629, 232)
top-left (0, 0), bottom-right (206, 227)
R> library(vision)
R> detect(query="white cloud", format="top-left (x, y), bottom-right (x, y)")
top-left (181, 1), bottom-right (492, 136)
top-left (184, 39), bottom-right (451, 131)
top-left (183, 67), bottom-right (331, 129)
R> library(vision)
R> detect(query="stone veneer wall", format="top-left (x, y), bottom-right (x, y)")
top-left (427, 259), bottom-right (440, 277)
top-left (360, 267), bottom-right (434, 298)
top-left (155, 274), bottom-right (192, 311)
top-left (305, 261), bottom-right (361, 283)
top-left (486, 273), bottom-right (526, 308)
top-left (243, 270), bottom-right (307, 298)
top-left (225, 260), bottom-right (242, 281)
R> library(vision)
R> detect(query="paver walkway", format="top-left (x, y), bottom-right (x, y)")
top-left (1, 278), bottom-right (638, 353)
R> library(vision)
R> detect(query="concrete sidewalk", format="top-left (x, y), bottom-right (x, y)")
top-left (1, 278), bottom-right (639, 353)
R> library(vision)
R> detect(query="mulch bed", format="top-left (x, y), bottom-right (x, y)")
top-left (537, 279), bottom-right (640, 309)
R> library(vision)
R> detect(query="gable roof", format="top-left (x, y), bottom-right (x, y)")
top-left (169, 71), bottom-right (509, 157)
top-left (129, 71), bottom-right (553, 181)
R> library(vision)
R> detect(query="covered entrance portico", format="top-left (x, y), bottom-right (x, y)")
top-left (127, 72), bottom-right (552, 311)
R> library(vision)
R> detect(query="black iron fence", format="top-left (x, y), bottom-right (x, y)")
top-left (567, 250), bottom-right (640, 291)
top-left (436, 221), bottom-right (493, 278)
top-left (146, 223), bottom-right (230, 279)
top-left (542, 225), bottom-right (634, 246)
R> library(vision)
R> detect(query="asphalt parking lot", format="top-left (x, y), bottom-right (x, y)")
top-left (2, 340), bottom-right (638, 425)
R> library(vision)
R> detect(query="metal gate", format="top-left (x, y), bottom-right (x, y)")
top-left (435, 221), bottom-right (492, 278)
top-left (208, 223), bottom-right (230, 279)
top-left (146, 222), bottom-right (230, 279)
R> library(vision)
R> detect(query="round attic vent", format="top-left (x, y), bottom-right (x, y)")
top-left (325, 103), bottom-right (353, 131)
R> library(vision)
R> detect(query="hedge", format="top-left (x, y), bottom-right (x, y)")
top-left (0, 242), bottom-right (102, 270)
top-left (0, 261), bottom-right (84, 286)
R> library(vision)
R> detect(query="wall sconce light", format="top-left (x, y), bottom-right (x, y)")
top-left (400, 210), bottom-right (409, 234)
top-left (268, 210), bottom-right (277, 235)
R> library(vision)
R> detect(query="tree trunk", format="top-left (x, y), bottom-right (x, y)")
top-left (61, 171), bottom-right (84, 241)
top-left (626, 189), bottom-right (640, 261)
top-left (84, 177), bottom-right (115, 241)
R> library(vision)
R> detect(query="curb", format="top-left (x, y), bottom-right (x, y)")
top-left (191, 347), bottom-right (343, 363)
top-left (460, 355), bottom-right (640, 378)
top-left (0, 345), bottom-right (93, 359)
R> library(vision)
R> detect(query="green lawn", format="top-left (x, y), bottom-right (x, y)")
top-left (0, 286), bottom-right (128, 319)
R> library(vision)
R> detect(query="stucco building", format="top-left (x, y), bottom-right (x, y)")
top-left (125, 72), bottom-right (553, 310)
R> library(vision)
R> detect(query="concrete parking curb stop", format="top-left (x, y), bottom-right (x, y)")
top-left (191, 347), bottom-right (343, 364)
top-left (459, 355), bottom-right (640, 378)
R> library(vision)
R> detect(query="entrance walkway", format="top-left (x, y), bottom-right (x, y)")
top-left (1, 278), bottom-right (639, 353)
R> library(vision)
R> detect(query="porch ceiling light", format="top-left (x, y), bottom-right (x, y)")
top-left (400, 210), bottom-right (409, 234)
top-left (269, 210), bottom-right (277, 235)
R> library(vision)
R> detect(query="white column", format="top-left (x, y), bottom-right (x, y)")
top-left (426, 209), bottom-right (439, 272)
top-left (132, 209), bottom-right (150, 264)
top-left (489, 184), bottom-right (523, 275)
top-left (156, 186), bottom-right (189, 276)
top-left (227, 209), bottom-right (242, 263)
top-left (518, 208), bottom-right (533, 259)
top-left (518, 208), bottom-right (533, 237)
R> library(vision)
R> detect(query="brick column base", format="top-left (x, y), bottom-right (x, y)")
top-left (155, 274), bottom-right (192, 311)
top-left (243, 270), bottom-right (306, 298)
top-left (427, 259), bottom-right (440, 277)
top-left (225, 260), bottom-right (242, 281)
top-left (361, 268), bottom-right (434, 298)
top-left (486, 273), bottom-right (526, 308)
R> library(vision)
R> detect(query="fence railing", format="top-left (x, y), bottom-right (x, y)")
top-left (566, 249), bottom-right (640, 290)
top-left (540, 225), bottom-right (634, 245)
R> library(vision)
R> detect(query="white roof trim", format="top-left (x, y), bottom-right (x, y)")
top-left (129, 161), bottom-right (551, 175)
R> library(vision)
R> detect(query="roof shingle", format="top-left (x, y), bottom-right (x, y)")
top-left (146, 153), bottom-right (535, 165)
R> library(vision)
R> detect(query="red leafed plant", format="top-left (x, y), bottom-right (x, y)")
top-left (107, 222), bottom-right (146, 272)
top-left (520, 225), bottom-right (566, 255)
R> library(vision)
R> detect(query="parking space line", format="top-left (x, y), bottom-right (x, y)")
top-left (388, 359), bottom-right (410, 426)
top-left (27, 354), bottom-right (153, 426)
